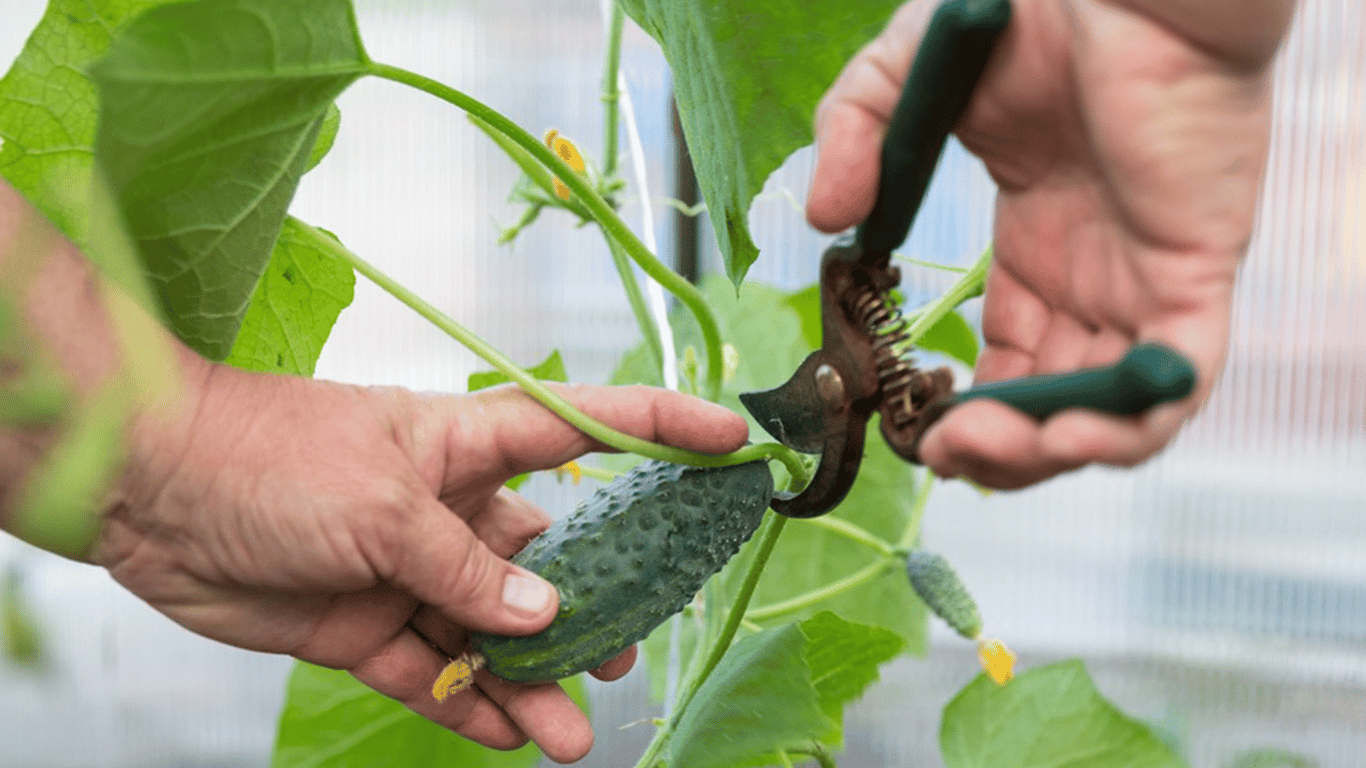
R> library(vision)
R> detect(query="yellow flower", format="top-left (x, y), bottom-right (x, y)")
top-left (976, 637), bottom-right (1016, 685)
top-left (544, 129), bottom-right (587, 202)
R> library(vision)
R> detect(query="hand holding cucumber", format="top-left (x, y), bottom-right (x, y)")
top-left (93, 357), bottom-right (748, 763)
top-left (807, 0), bottom-right (1291, 488)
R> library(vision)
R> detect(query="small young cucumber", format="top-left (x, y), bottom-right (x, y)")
top-left (470, 459), bottom-right (775, 683)
top-left (905, 549), bottom-right (982, 640)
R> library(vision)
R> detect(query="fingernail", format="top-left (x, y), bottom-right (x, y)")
top-left (502, 570), bottom-right (554, 616)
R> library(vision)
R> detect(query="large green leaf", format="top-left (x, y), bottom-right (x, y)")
top-left (223, 218), bottom-right (355, 376)
top-left (0, 0), bottom-right (170, 249)
top-left (271, 662), bottom-right (587, 768)
top-left (667, 612), bottom-right (900, 768)
top-left (619, 0), bottom-right (902, 285)
top-left (88, 0), bottom-right (370, 360)
top-left (669, 622), bottom-right (834, 768)
top-left (801, 611), bottom-right (903, 740)
top-left (941, 660), bottom-right (1186, 768)
top-left (1, 1), bottom-right (354, 370)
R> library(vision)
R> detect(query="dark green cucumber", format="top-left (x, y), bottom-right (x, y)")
top-left (471, 459), bottom-right (775, 683)
top-left (905, 549), bottom-right (982, 640)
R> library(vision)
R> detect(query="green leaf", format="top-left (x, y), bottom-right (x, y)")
top-left (914, 309), bottom-right (980, 367)
top-left (941, 660), bottom-right (1187, 768)
top-left (307, 103), bottom-right (343, 173)
top-left (670, 623), bottom-right (835, 768)
top-left (467, 349), bottom-right (569, 393)
top-left (619, 0), bottom-right (902, 285)
top-left (785, 282), bottom-right (822, 350)
top-left (0, 0), bottom-right (174, 250)
top-left (271, 661), bottom-right (588, 768)
top-left (224, 217), bottom-right (355, 377)
top-left (89, 0), bottom-right (370, 360)
top-left (665, 613), bottom-right (899, 767)
top-left (800, 612), bottom-right (903, 735)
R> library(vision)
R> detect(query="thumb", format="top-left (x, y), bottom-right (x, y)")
top-left (391, 496), bottom-right (559, 636)
top-left (807, 0), bottom-right (937, 233)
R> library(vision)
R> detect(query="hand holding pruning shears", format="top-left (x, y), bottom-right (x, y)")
top-left (796, 0), bottom-right (1293, 491)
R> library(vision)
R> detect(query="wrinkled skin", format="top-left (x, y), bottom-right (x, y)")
top-left (807, 0), bottom-right (1295, 489)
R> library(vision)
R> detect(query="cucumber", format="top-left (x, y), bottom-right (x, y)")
top-left (905, 549), bottom-right (982, 640)
top-left (470, 458), bottom-right (775, 683)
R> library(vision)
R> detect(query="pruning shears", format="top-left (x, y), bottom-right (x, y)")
top-left (739, 0), bottom-right (1196, 518)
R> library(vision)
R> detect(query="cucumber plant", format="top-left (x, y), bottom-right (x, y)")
top-left (0, 1), bottom-right (1190, 767)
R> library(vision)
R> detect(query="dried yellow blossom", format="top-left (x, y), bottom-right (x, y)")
top-left (976, 638), bottom-right (1016, 685)
top-left (555, 460), bottom-right (584, 485)
top-left (544, 129), bottom-right (587, 201)
top-left (432, 653), bottom-right (485, 702)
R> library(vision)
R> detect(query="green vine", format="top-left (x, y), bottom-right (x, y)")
top-left (367, 61), bottom-right (726, 402)
top-left (294, 217), bottom-right (810, 484)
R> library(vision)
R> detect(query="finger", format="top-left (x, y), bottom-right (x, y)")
top-left (922, 332), bottom-right (1205, 487)
top-left (1038, 401), bottom-right (1190, 469)
top-left (460, 488), bottom-right (553, 559)
top-left (288, 585), bottom-right (420, 669)
top-left (919, 399), bottom-right (1083, 489)
top-left (349, 626), bottom-right (528, 751)
top-left (589, 645), bottom-right (638, 682)
top-left (390, 496), bottom-right (559, 636)
top-left (407, 603), bottom-right (466, 659)
top-left (474, 672), bottom-right (594, 764)
top-left (449, 383), bottom-right (749, 484)
top-left (806, 0), bottom-right (938, 232)
top-left (401, 491), bottom-right (554, 660)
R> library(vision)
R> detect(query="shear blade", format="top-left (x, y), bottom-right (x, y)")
top-left (738, 352), bottom-right (832, 455)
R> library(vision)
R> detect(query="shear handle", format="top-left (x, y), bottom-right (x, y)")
top-left (901, 343), bottom-right (1198, 462)
top-left (855, 0), bottom-right (1012, 256)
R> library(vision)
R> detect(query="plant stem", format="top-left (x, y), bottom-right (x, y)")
top-left (897, 468), bottom-right (936, 550)
top-left (366, 61), bottom-right (725, 402)
top-left (292, 217), bottom-right (808, 481)
top-left (742, 470), bottom-right (935, 624)
top-left (744, 559), bottom-right (892, 622)
top-left (801, 516), bottom-right (896, 557)
top-left (790, 745), bottom-right (838, 768)
top-left (901, 245), bottom-right (991, 347)
top-left (894, 253), bottom-right (969, 273)
top-left (600, 0), bottom-right (625, 180)
top-left (605, 235), bottom-right (665, 378)
top-left (633, 511), bottom-right (791, 768)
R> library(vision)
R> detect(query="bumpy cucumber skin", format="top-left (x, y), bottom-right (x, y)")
top-left (905, 549), bottom-right (982, 640)
top-left (471, 459), bottom-right (774, 683)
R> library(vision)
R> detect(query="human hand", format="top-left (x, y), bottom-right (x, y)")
top-left (807, 0), bottom-right (1294, 489)
top-left (96, 354), bottom-right (748, 763)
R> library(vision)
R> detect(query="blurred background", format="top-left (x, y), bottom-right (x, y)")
top-left (0, 0), bottom-right (1362, 766)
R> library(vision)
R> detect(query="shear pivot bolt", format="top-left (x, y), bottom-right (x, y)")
top-left (815, 364), bottom-right (845, 410)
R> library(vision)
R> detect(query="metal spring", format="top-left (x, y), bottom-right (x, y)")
top-left (850, 287), bottom-right (918, 423)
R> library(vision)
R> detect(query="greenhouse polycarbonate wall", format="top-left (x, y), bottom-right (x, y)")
top-left (0, 1), bottom-right (1362, 767)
